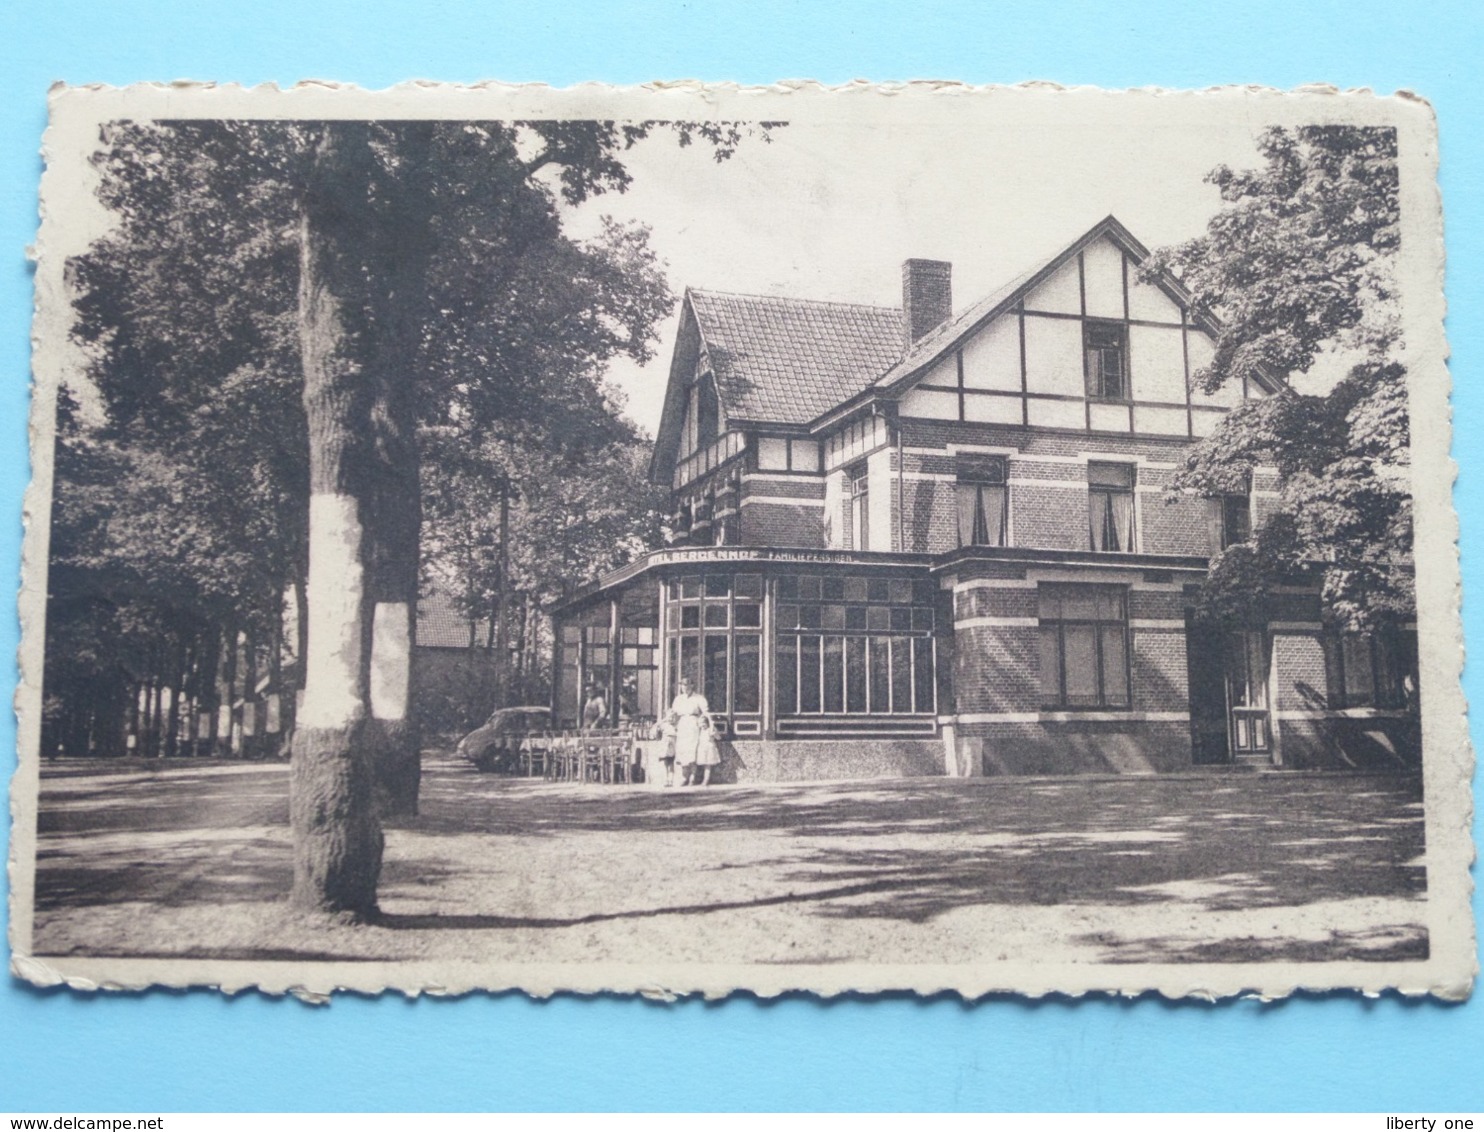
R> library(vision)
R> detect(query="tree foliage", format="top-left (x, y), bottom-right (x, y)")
top-left (1144, 126), bottom-right (1411, 628)
top-left (48, 116), bottom-right (744, 757)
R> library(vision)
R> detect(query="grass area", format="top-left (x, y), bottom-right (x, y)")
top-left (30, 755), bottom-right (1427, 966)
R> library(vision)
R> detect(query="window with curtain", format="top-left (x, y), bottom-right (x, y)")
top-left (1084, 320), bottom-right (1129, 400)
top-left (955, 456), bottom-right (1008, 547)
top-left (1088, 462), bottom-right (1136, 552)
top-left (1038, 584), bottom-right (1131, 709)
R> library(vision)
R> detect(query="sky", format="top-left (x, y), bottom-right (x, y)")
top-left (554, 111), bottom-right (1278, 437)
top-left (44, 98), bottom-right (1336, 436)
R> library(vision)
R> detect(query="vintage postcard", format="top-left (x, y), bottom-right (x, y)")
top-left (11, 81), bottom-right (1473, 999)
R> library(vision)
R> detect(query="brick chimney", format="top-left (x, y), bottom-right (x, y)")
top-left (902, 258), bottom-right (952, 351)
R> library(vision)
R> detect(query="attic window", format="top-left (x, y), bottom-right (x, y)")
top-left (1084, 321), bottom-right (1128, 401)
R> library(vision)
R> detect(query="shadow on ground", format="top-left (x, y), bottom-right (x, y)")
top-left (29, 755), bottom-right (1427, 965)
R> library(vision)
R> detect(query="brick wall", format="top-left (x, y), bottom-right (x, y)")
top-left (737, 474), bottom-right (826, 548)
top-left (951, 617), bottom-right (1191, 716)
top-left (1276, 717), bottom-right (1420, 770)
top-left (955, 584), bottom-right (1037, 621)
top-left (896, 422), bottom-right (1225, 557)
top-left (1127, 589), bottom-right (1186, 620)
top-left (1140, 493), bottom-right (1212, 555)
top-left (1272, 631), bottom-right (1328, 711)
top-left (900, 418), bottom-right (1198, 461)
top-left (1131, 628), bottom-right (1189, 710)
top-left (723, 738), bottom-right (945, 782)
top-left (891, 418), bottom-right (1310, 559)
top-left (740, 500), bottom-right (825, 547)
top-left (953, 622), bottom-right (1041, 713)
top-left (957, 720), bottom-right (1192, 774)
top-left (740, 474), bottom-right (825, 501)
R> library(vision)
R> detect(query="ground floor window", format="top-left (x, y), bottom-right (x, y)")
top-left (1038, 583), bottom-right (1130, 708)
top-left (1326, 628), bottom-right (1417, 709)
top-left (665, 572), bottom-right (764, 718)
top-left (558, 620), bottom-right (659, 726)
top-left (774, 573), bottom-right (936, 715)
top-left (618, 626), bottom-right (659, 721)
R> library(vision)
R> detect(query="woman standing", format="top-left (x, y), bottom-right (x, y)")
top-left (669, 676), bottom-right (717, 787)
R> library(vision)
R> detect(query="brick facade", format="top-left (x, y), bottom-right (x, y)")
top-left (576, 220), bottom-right (1421, 783)
top-left (958, 719), bottom-right (1193, 775)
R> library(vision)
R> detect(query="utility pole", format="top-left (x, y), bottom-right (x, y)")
top-left (493, 474), bottom-right (511, 705)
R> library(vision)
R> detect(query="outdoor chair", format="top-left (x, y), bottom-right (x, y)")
top-left (599, 733), bottom-right (626, 784)
top-left (554, 734), bottom-right (582, 781)
top-left (520, 733), bottom-right (552, 778)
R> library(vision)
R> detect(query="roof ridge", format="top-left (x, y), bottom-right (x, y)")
top-left (690, 287), bottom-right (900, 314)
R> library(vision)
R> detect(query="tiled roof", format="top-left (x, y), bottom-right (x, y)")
top-left (689, 290), bottom-right (905, 425)
top-left (417, 591), bottom-right (490, 650)
top-left (871, 260), bottom-right (1046, 390)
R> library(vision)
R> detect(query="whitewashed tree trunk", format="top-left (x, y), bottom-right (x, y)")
top-left (289, 125), bottom-right (384, 918)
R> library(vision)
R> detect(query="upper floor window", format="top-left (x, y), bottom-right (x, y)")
top-left (1084, 320), bottom-right (1129, 401)
top-left (848, 463), bottom-right (870, 551)
top-left (1219, 492), bottom-right (1252, 549)
top-left (955, 456), bottom-right (1008, 548)
top-left (757, 436), bottom-right (822, 473)
top-left (1088, 461), bottom-right (1136, 552)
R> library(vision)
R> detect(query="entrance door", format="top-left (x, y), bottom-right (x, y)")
top-left (1224, 630), bottom-right (1272, 761)
top-left (1186, 613), bottom-right (1230, 764)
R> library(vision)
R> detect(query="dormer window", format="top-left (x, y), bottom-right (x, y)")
top-left (1084, 320), bottom-right (1128, 401)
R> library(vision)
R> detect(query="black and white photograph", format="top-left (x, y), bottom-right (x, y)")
top-left (11, 83), bottom-right (1471, 998)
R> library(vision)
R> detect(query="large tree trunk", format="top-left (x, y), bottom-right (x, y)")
top-left (217, 620), bottom-right (238, 758)
top-left (289, 124), bottom-right (384, 918)
top-left (363, 122), bottom-right (433, 820)
top-left (195, 624), bottom-right (221, 758)
top-left (367, 464), bottom-right (421, 818)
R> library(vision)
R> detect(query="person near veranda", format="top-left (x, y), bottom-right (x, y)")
top-left (669, 676), bottom-right (719, 787)
top-left (580, 683), bottom-right (608, 732)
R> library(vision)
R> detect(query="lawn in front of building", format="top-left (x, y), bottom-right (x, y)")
top-left (29, 755), bottom-right (1427, 967)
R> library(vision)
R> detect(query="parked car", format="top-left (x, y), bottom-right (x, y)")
top-left (456, 706), bottom-right (553, 773)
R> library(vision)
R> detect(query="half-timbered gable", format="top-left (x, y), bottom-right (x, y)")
top-left (556, 215), bottom-right (1416, 781)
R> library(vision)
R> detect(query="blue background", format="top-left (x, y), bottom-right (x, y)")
top-left (1, 0), bottom-right (1480, 1112)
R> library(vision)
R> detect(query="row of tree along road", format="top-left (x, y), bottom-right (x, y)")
top-left (48, 118), bottom-right (770, 914)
